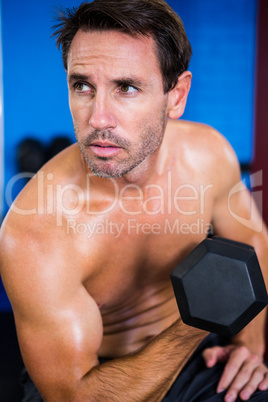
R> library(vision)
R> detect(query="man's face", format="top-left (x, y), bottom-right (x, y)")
top-left (67, 29), bottom-right (169, 178)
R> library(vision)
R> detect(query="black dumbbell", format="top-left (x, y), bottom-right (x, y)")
top-left (170, 237), bottom-right (268, 337)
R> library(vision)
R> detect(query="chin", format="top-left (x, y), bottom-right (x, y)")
top-left (87, 160), bottom-right (125, 178)
top-left (85, 153), bottom-right (145, 179)
top-left (90, 166), bottom-right (128, 179)
top-left (92, 171), bottom-right (122, 179)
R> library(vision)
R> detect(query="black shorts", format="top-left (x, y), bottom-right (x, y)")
top-left (162, 334), bottom-right (268, 401)
top-left (20, 334), bottom-right (268, 401)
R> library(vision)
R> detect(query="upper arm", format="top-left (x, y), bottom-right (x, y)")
top-left (210, 133), bottom-right (263, 240)
top-left (0, 216), bottom-right (103, 400)
top-left (209, 130), bottom-right (268, 284)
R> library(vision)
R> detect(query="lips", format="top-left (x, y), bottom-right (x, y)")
top-left (90, 141), bottom-right (122, 158)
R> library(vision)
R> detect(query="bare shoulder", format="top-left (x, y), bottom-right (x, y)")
top-left (165, 120), bottom-right (241, 188)
top-left (0, 143), bottom-right (81, 238)
top-left (166, 119), bottom-right (237, 161)
top-left (3, 142), bottom-right (82, 219)
top-left (0, 143), bottom-right (85, 311)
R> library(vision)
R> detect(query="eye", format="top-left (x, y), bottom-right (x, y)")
top-left (120, 85), bottom-right (138, 94)
top-left (74, 82), bottom-right (90, 92)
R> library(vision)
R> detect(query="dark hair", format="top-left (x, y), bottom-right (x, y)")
top-left (52, 0), bottom-right (192, 93)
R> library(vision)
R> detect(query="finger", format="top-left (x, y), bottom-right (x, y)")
top-left (258, 371), bottom-right (268, 391)
top-left (202, 346), bottom-right (232, 368)
top-left (227, 362), bottom-right (266, 401)
top-left (239, 367), bottom-right (267, 400)
top-left (217, 346), bottom-right (251, 393)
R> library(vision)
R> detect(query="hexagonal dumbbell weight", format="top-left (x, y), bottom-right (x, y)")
top-left (170, 237), bottom-right (268, 337)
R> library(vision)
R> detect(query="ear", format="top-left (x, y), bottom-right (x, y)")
top-left (167, 71), bottom-right (192, 120)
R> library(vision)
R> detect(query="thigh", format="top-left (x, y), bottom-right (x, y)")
top-left (162, 335), bottom-right (225, 401)
top-left (162, 334), bottom-right (268, 402)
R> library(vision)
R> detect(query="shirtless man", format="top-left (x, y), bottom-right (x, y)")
top-left (1, 0), bottom-right (268, 401)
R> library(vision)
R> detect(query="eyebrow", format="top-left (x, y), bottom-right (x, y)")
top-left (68, 72), bottom-right (145, 88)
top-left (112, 77), bottom-right (144, 88)
top-left (68, 73), bottom-right (89, 85)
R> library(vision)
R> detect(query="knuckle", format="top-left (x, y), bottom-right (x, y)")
top-left (257, 364), bottom-right (267, 372)
top-left (241, 365), bottom-right (253, 378)
top-left (241, 362), bottom-right (264, 380)
top-left (237, 345), bottom-right (250, 357)
top-left (254, 362), bottom-right (266, 372)
top-left (249, 353), bottom-right (261, 364)
top-left (245, 368), bottom-right (265, 388)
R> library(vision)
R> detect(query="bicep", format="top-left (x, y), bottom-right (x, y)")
top-left (1, 238), bottom-right (103, 400)
top-left (208, 133), bottom-right (262, 242)
top-left (16, 283), bottom-right (103, 400)
top-left (211, 161), bottom-right (268, 285)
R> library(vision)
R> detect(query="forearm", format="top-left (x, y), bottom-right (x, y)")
top-left (75, 320), bottom-right (206, 402)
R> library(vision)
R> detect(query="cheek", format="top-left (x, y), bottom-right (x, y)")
top-left (134, 102), bottom-right (167, 130)
top-left (121, 104), bottom-right (157, 129)
top-left (69, 99), bottom-right (91, 126)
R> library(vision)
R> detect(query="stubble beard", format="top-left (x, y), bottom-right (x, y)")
top-left (74, 109), bottom-right (168, 179)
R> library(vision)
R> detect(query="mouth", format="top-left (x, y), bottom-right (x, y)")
top-left (89, 141), bottom-right (123, 158)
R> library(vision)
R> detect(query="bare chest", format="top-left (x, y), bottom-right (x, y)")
top-left (63, 176), bottom-right (214, 355)
top-left (70, 206), bottom-right (212, 304)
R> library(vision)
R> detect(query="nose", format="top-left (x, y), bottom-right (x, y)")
top-left (89, 94), bottom-right (117, 131)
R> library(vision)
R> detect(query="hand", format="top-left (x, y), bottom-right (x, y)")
top-left (202, 344), bottom-right (268, 401)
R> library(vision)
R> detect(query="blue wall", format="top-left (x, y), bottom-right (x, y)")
top-left (0, 0), bottom-right (258, 309)
top-left (1, 0), bottom-right (79, 217)
top-left (174, 0), bottom-right (257, 164)
top-left (1, 0), bottom-right (257, 216)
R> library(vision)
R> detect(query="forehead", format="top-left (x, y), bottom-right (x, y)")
top-left (67, 29), bottom-right (162, 78)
